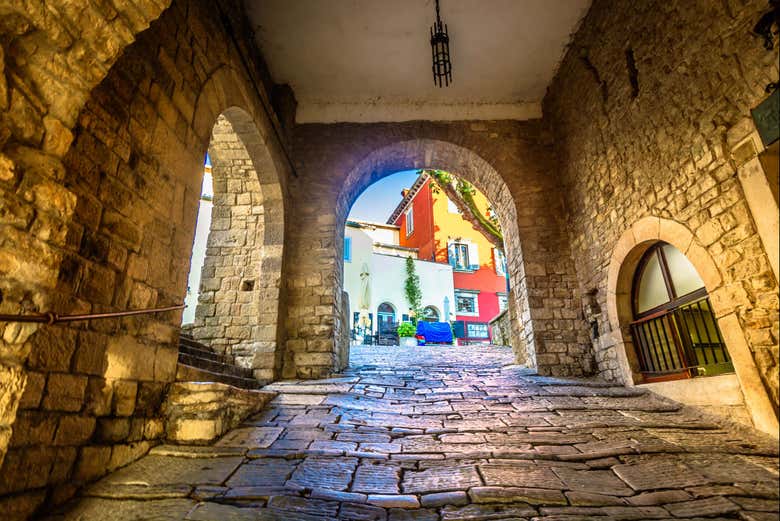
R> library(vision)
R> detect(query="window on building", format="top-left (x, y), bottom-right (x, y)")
top-left (498, 293), bottom-right (508, 312)
top-left (630, 242), bottom-right (732, 382)
top-left (405, 207), bottom-right (414, 236)
top-left (344, 237), bottom-right (352, 262)
top-left (422, 306), bottom-right (440, 322)
top-left (455, 291), bottom-right (479, 316)
top-left (466, 322), bottom-right (489, 338)
top-left (451, 243), bottom-right (470, 270)
top-left (377, 302), bottom-right (397, 335)
top-left (493, 248), bottom-right (506, 276)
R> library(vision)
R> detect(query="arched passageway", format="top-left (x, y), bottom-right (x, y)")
top-left (330, 139), bottom-right (578, 373)
top-left (2, 0), bottom-right (778, 519)
top-left (0, 2), bottom-right (293, 510)
top-left (283, 122), bottom-right (591, 381)
top-left (187, 109), bottom-right (286, 380)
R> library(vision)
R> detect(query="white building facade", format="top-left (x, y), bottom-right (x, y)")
top-left (343, 220), bottom-right (456, 339)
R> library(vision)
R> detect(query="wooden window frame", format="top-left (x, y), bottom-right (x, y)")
top-left (632, 242), bottom-right (708, 319)
top-left (405, 207), bottom-right (414, 236)
top-left (451, 242), bottom-right (470, 271)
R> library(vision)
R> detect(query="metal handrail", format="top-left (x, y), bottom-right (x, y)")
top-left (0, 304), bottom-right (185, 325)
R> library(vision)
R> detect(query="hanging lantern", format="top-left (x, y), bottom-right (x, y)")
top-left (430, 0), bottom-right (452, 87)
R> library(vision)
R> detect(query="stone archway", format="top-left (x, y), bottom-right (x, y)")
top-left (0, 3), bottom-right (294, 504)
top-left (335, 139), bottom-right (535, 369)
top-left (607, 216), bottom-right (778, 435)
top-left (189, 107), bottom-right (286, 382)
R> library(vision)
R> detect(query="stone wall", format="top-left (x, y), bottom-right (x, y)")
top-left (285, 123), bottom-right (593, 379)
top-left (190, 115), bottom-right (280, 378)
top-left (0, 0), bottom-right (293, 515)
top-left (0, 0), bottom-right (171, 473)
top-left (544, 0), bottom-right (779, 415)
top-left (490, 292), bottom-right (525, 362)
top-left (489, 310), bottom-right (510, 346)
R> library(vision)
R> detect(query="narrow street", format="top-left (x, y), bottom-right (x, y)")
top-left (48, 346), bottom-right (779, 520)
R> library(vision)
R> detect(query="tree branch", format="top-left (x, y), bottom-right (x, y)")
top-left (423, 170), bottom-right (504, 249)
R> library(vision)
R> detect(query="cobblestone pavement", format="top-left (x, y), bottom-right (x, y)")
top-left (48, 345), bottom-right (779, 520)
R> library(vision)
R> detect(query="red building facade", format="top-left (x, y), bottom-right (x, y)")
top-left (388, 174), bottom-right (508, 344)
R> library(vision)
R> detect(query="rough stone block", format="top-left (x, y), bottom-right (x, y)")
top-left (54, 415), bottom-right (97, 446)
top-left (84, 377), bottom-right (114, 416)
top-left (113, 381), bottom-right (138, 417)
top-left (104, 336), bottom-right (155, 381)
top-left (9, 411), bottom-right (57, 448)
top-left (43, 373), bottom-right (88, 412)
top-left (18, 371), bottom-right (46, 410)
top-left (163, 382), bottom-right (275, 445)
top-left (73, 445), bottom-right (112, 482)
top-left (95, 418), bottom-right (131, 443)
top-left (73, 331), bottom-right (109, 375)
top-left (27, 326), bottom-right (77, 372)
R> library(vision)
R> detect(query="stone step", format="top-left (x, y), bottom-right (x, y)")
top-left (178, 343), bottom-right (233, 365)
top-left (179, 334), bottom-right (221, 354)
top-left (177, 333), bottom-right (258, 390)
top-left (162, 381), bottom-right (276, 445)
top-left (176, 363), bottom-right (260, 390)
top-left (177, 352), bottom-right (254, 379)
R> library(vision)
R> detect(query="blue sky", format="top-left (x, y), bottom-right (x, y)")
top-left (348, 169), bottom-right (420, 223)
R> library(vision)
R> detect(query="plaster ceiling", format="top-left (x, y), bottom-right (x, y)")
top-left (245, 0), bottom-right (590, 122)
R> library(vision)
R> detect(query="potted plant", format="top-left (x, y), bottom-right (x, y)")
top-left (397, 322), bottom-right (417, 347)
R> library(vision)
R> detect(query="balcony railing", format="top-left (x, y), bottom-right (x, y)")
top-left (629, 297), bottom-right (732, 379)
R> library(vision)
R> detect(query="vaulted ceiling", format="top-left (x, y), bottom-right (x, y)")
top-left (246, 0), bottom-right (590, 123)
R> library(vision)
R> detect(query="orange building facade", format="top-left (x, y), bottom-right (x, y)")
top-left (388, 174), bottom-right (509, 344)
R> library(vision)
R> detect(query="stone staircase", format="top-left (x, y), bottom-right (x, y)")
top-left (176, 334), bottom-right (260, 389)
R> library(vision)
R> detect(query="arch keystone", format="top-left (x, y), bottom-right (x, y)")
top-left (659, 219), bottom-right (694, 253)
top-left (630, 215), bottom-right (660, 242)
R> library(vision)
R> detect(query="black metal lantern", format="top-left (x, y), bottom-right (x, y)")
top-left (430, 0), bottom-right (452, 87)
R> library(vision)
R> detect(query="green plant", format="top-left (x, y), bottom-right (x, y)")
top-left (404, 256), bottom-right (423, 323)
top-left (422, 169), bottom-right (503, 248)
top-left (397, 322), bottom-right (416, 337)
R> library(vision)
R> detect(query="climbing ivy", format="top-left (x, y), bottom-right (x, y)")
top-left (404, 256), bottom-right (422, 324)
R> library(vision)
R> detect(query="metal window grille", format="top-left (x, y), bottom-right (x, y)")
top-left (629, 296), bottom-right (732, 378)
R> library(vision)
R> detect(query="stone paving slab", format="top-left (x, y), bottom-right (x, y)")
top-left (288, 457), bottom-right (359, 491)
top-left (352, 464), bottom-right (402, 494)
top-left (187, 502), bottom-right (258, 521)
top-left (47, 345), bottom-right (779, 520)
top-left (99, 455), bottom-right (245, 487)
top-left (216, 426), bottom-right (284, 448)
top-left (48, 498), bottom-right (197, 520)
top-left (226, 457), bottom-right (298, 488)
top-left (402, 465), bottom-right (482, 494)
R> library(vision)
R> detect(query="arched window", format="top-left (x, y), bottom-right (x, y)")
top-left (630, 242), bottom-right (732, 382)
top-left (377, 302), bottom-right (395, 314)
top-left (377, 302), bottom-right (396, 334)
top-left (422, 306), bottom-right (440, 322)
